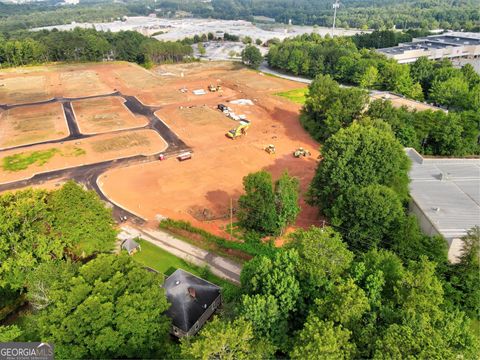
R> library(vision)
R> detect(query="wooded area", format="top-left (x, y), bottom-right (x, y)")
top-left (300, 74), bottom-right (480, 157)
top-left (0, 28), bottom-right (193, 68)
top-left (1, 0), bottom-right (478, 35)
top-left (155, 0), bottom-right (480, 31)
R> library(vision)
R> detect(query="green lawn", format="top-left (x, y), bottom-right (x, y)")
top-left (131, 239), bottom-right (239, 299)
top-left (276, 87), bottom-right (308, 105)
top-left (2, 148), bottom-right (59, 171)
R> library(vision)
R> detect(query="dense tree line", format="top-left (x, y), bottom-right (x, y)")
top-left (0, 182), bottom-right (177, 357)
top-left (351, 29), bottom-right (431, 49)
top-left (269, 34), bottom-right (480, 112)
top-left (26, 255), bottom-right (173, 359)
top-left (0, 171), bottom-right (478, 358)
top-left (0, 28), bottom-right (193, 68)
top-left (0, 0), bottom-right (153, 33)
top-left (183, 226), bottom-right (479, 358)
top-left (2, 0), bottom-right (477, 35)
top-left (0, 182), bottom-right (116, 292)
top-left (152, 0), bottom-right (479, 31)
top-left (301, 75), bottom-right (480, 156)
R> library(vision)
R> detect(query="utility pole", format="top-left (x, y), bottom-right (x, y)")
top-left (229, 197), bottom-right (233, 241)
top-left (332, 0), bottom-right (340, 36)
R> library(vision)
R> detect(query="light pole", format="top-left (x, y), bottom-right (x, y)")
top-left (332, 0), bottom-right (340, 36)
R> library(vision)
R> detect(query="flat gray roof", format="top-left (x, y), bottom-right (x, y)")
top-left (377, 32), bottom-right (480, 57)
top-left (406, 148), bottom-right (480, 242)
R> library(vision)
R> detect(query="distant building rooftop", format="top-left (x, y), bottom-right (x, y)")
top-left (164, 269), bottom-right (221, 337)
top-left (377, 32), bottom-right (480, 64)
top-left (406, 148), bottom-right (480, 262)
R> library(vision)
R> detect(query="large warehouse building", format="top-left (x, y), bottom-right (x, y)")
top-left (377, 32), bottom-right (480, 64)
top-left (406, 148), bottom-right (480, 263)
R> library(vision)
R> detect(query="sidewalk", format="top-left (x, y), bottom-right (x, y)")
top-left (121, 225), bottom-right (242, 284)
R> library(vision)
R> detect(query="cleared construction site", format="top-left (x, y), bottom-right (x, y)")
top-left (0, 61), bottom-right (320, 236)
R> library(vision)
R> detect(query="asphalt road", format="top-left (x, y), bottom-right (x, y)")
top-left (0, 92), bottom-right (191, 222)
top-left (122, 225), bottom-right (242, 284)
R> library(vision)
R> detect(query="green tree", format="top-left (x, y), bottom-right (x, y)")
top-left (274, 172), bottom-right (300, 233)
top-left (313, 278), bottom-right (370, 328)
top-left (180, 317), bottom-right (274, 360)
top-left (291, 318), bottom-right (356, 360)
top-left (359, 65), bottom-right (379, 88)
top-left (237, 171), bottom-right (278, 235)
top-left (241, 250), bottom-right (300, 314)
top-left (302, 75), bottom-right (369, 141)
top-left (373, 258), bottom-right (479, 359)
top-left (240, 294), bottom-right (285, 346)
top-left (287, 226), bottom-right (353, 290)
top-left (240, 250), bottom-right (301, 349)
top-left (26, 260), bottom-right (77, 311)
top-left (241, 45), bottom-right (262, 69)
top-left (0, 189), bottom-right (64, 290)
top-left (34, 254), bottom-right (171, 359)
top-left (331, 184), bottom-right (405, 251)
top-left (429, 76), bottom-right (470, 110)
top-left (391, 215), bottom-right (448, 265)
top-left (0, 325), bottom-right (22, 342)
top-left (242, 36), bottom-right (253, 45)
top-left (48, 181), bottom-right (117, 257)
top-left (308, 123), bottom-right (410, 212)
top-left (447, 226), bottom-right (480, 318)
top-left (410, 56), bottom-right (434, 91)
top-left (197, 42), bottom-right (206, 56)
top-left (380, 61), bottom-right (424, 100)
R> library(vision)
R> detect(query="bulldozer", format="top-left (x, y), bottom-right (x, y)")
top-left (226, 121), bottom-right (250, 139)
top-left (264, 144), bottom-right (276, 154)
top-left (293, 147), bottom-right (311, 158)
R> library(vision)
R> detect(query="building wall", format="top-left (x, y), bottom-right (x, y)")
top-left (409, 199), bottom-right (441, 238)
top-left (381, 41), bottom-right (480, 64)
top-left (186, 294), bottom-right (222, 337)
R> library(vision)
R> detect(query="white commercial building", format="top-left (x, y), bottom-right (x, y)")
top-left (406, 148), bottom-right (480, 263)
top-left (377, 32), bottom-right (480, 64)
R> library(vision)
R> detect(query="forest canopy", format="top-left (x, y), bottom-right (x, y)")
top-left (1, 0), bottom-right (478, 34)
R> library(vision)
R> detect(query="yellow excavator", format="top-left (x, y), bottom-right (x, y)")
top-left (226, 121), bottom-right (250, 139)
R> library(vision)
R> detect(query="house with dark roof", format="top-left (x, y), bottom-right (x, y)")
top-left (163, 269), bottom-right (221, 337)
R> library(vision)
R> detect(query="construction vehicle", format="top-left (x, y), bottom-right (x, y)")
top-left (226, 121), bottom-right (250, 139)
top-left (209, 84), bottom-right (222, 92)
top-left (264, 144), bottom-right (276, 154)
top-left (177, 151), bottom-right (192, 161)
top-left (293, 147), bottom-right (311, 158)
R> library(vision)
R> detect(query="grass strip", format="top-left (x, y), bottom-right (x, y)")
top-left (276, 87), bottom-right (308, 104)
top-left (2, 148), bottom-right (59, 171)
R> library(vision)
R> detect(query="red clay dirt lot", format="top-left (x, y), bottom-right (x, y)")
top-left (0, 102), bottom-right (68, 149)
top-left (72, 96), bottom-right (148, 134)
top-left (0, 61), bottom-right (321, 239)
top-left (98, 62), bottom-right (322, 237)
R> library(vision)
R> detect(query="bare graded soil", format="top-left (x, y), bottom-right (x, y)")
top-left (72, 96), bottom-right (148, 134)
top-left (99, 62), bottom-right (322, 237)
top-left (0, 61), bottom-right (322, 238)
top-left (0, 103), bottom-right (68, 149)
